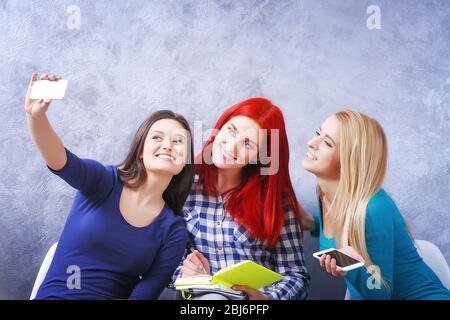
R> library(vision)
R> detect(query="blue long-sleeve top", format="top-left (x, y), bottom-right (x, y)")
top-left (312, 188), bottom-right (450, 300)
top-left (35, 148), bottom-right (188, 300)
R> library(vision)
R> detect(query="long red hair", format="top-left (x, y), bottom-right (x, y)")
top-left (195, 97), bottom-right (302, 248)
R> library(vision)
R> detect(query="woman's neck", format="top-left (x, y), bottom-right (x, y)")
top-left (128, 171), bottom-right (171, 207)
top-left (217, 167), bottom-right (242, 194)
top-left (317, 177), bottom-right (339, 206)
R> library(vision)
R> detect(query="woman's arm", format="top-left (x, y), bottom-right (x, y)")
top-left (25, 72), bottom-right (66, 170)
top-left (260, 206), bottom-right (311, 300)
top-left (26, 72), bottom-right (114, 198)
top-left (129, 220), bottom-right (188, 299)
top-left (319, 200), bottom-right (395, 299)
top-left (343, 201), bottom-right (394, 299)
top-left (298, 201), bottom-right (316, 233)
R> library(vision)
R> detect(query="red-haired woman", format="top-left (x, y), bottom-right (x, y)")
top-left (171, 98), bottom-right (310, 300)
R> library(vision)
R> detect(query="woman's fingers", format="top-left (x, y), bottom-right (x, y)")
top-left (320, 254), bottom-right (341, 276)
top-left (319, 254), bottom-right (326, 267)
top-left (181, 266), bottom-right (197, 277)
top-left (319, 252), bottom-right (349, 277)
top-left (25, 72), bottom-right (37, 102)
top-left (25, 72), bottom-right (56, 117)
top-left (330, 258), bottom-right (338, 276)
top-left (330, 258), bottom-right (348, 277)
top-left (188, 251), bottom-right (210, 272)
top-left (183, 259), bottom-right (201, 272)
top-left (39, 99), bottom-right (51, 108)
top-left (181, 260), bottom-right (202, 276)
top-left (186, 253), bottom-right (203, 270)
top-left (29, 72), bottom-right (37, 86)
top-left (325, 255), bottom-right (332, 273)
top-left (232, 285), bottom-right (269, 300)
top-left (195, 251), bottom-right (210, 271)
top-left (37, 73), bottom-right (60, 81)
top-left (38, 100), bottom-right (50, 113)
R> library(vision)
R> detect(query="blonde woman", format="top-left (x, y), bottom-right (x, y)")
top-left (301, 109), bottom-right (450, 300)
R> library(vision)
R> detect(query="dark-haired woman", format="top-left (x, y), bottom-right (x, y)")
top-left (26, 73), bottom-right (194, 300)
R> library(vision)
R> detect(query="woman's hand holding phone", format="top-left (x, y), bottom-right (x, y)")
top-left (25, 72), bottom-right (67, 171)
top-left (25, 72), bottom-right (61, 118)
top-left (317, 246), bottom-right (365, 277)
top-left (320, 252), bottom-right (348, 277)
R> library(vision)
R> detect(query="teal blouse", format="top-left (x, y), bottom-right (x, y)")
top-left (312, 188), bottom-right (450, 300)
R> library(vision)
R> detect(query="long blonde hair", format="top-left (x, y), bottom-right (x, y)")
top-left (326, 109), bottom-right (388, 285)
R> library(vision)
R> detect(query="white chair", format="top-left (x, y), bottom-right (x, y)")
top-left (344, 239), bottom-right (450, 299)
top-left (29, 242), bottom-right (146, 299)
top-left (344, 288), bottom-right (351, 300)
top-left (30, 242), bottom-right (58, 300)
top-left (415, 240), bottom-right (450, 290)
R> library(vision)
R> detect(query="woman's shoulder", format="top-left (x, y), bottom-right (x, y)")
top-left (157, 205), bottom-right (187, 234)
top-left (102, 165), bottom-right (120, 191)
top-left (161, 204), bottom-right (185, 223)
top-left (153, 206), bottom-right (187, 246)
top-left (366, 188), bottom-right (402, 225)
top-left (183, 174), bottom-right (217, 209)
top-left (368, 188), bottom-right (398, 209)
top-left (109, 165), bottom-right (120, 180)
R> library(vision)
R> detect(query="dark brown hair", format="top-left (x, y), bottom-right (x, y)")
top-left (117, 110), bottom-right (194, 214)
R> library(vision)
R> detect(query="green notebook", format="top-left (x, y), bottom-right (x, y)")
top-left (174, 260), bottom-right (284, 290)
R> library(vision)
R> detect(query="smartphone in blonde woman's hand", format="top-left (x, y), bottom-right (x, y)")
top-left (313, 248), bottom-right (364, 272)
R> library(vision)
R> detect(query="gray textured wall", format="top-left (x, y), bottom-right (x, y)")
top-left (1, 0), bottom-right (449, 300)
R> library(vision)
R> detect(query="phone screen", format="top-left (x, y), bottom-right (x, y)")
top-left (30, 80), bottom-right (68, 100)
top-left (317, 250), bottom-right (361, 268)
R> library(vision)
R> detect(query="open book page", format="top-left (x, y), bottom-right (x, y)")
top-left (174, 274), bottom-right (212, 286)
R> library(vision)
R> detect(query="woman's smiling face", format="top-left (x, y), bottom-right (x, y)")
top-left (211, 115), bottom-right (263, 170)
top-left (142, 118), bottom-right (189, 176)
top-left (302, 115), bottom-right (341, 179)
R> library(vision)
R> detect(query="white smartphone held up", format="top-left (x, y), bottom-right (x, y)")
top-left (30, 79), bottom-right (68, 100)
top-left (313, 248), bottom-right (364, 272)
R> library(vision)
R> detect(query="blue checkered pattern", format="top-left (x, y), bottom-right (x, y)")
top-left (172, 175), bottom-right (310, 300)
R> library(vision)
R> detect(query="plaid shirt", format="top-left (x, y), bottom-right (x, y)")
top-left (172, 175), bottom-right (310, 300)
